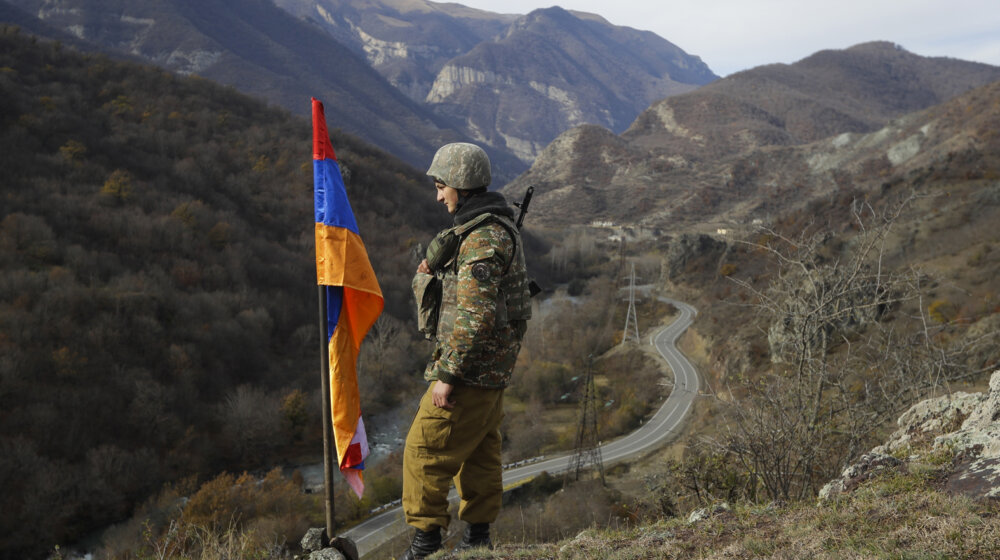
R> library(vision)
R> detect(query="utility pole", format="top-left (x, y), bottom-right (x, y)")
top-left (566, 356), bottom-right (605, 486)
top-left (622, 263), bottom-right (639, 344)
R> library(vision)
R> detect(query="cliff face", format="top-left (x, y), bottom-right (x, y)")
top-left (274, 0), bottom-right (514, 101)
top-left (275, 1), bottom-right (717, 164)
top-left (424, 6), bottom-right (716, 162)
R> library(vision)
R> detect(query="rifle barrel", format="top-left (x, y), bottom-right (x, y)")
top-left (515, 186), bottom-right (534, 229)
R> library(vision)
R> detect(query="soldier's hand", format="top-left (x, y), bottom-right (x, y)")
top-left (417, 259), bottom-right (431, 274)
top-left (432, 380), bottom-right (455, 409)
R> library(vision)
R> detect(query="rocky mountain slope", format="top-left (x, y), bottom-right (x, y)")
top-left (273, 0), bottom-right (516, 101)
top-left (422, 6), bottom-right (716, 162)
top-left (504, 43), bottom-right (1000, 227)
top-left (274, 0), bottom-right (717, 163)
top-left (625, 41), bottom-right (1000, 160)
top-left (0, 0), bottom-right (521, 175)
top-left (3, 0), bottom-right (717, 177)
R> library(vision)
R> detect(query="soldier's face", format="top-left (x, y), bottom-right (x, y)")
top-left (435, 182), bottom-right (460, 214)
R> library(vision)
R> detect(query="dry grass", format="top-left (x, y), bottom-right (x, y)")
top-left (426, 456), bottom-right (1000, 560)
top-left (92, 518), bottom-right (290, 560)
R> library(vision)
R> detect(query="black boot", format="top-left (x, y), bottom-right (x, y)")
top-left (400, 527), bottom-right (442, 560)
top-left (454, 522), bottom-right (492, 551)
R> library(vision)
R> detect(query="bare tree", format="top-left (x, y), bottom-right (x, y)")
top-left (356, 313), bottom-right (420, 411)
top-left (722, 197), bottom-right (969, 501)
top-left (218, 385), bottom-right (283, 463)
top-left (362, 313), bottom-right (402, 376)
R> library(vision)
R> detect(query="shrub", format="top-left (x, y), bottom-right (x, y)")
top-left (928, 299), bottom-right (955, 324)
top-left (280, 390), bottom-right (308, 441)
top-left (494, 478), bottom-right (626, 544)
top-left (181, 469), bottom-right (319, 540)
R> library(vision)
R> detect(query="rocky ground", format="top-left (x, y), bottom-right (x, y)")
top-left (822, 370), bottom-right (1000, 503)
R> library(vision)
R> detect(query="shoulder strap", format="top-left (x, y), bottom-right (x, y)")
top-left (453, 213), bottom-right (519, 274)
top-left (452, 213), bottom-right (494, 236)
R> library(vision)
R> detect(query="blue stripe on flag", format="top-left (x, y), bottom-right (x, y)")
top-left (314, 159), bottom-right (359, 234)
top-left (325, 286), bottom-right (344, 341)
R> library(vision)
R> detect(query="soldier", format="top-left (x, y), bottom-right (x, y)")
top-left (402, 143), bottom-right (532, 560)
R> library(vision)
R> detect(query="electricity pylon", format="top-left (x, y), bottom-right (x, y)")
top-left (566, 356), bottom-right (605, 486)
top-left (622, 263), bottom-right (639, 344)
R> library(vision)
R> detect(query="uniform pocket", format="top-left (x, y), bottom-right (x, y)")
top-left (417, 395), bottom-right (455, 451)
top-left (412, 273), bottom-right (440, 340)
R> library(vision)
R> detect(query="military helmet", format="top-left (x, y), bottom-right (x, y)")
top-left (426, 143), bottom-right (491, 191)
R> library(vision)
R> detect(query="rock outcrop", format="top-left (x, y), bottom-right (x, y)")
top-left (423, 6), bottom-right (716, 163)
top-left (766, 264), bottom-right (886, 365)
top-left (822, 370), bottom-right (1000, 501)
top-left (665, 234), bottom-right (727, 281)
top-left (274, 1), bottom-right (716, 166)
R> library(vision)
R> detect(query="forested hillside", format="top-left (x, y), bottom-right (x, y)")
top-left (0, 27), bottom-right (445, 557)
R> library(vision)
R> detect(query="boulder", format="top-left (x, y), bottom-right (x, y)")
top-left (819, 452), bottom-right (904, 500)
top-left (872, 391), bottom-right (985, 454)
top-left (308, 549), bottom-right (346, 560)
top-left (301, 528), bottom-right (326, 553)
top-left (686, 502), bottom-right (730, 524)
top-left (935, 371), bottom-right (1000, 500)
top-left (824, 370), bottom-right (1000, 501)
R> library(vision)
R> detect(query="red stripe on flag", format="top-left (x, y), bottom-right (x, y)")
top-left (312, 97), bottom-right (337, 162)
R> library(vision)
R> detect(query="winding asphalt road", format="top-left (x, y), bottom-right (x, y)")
top-left (342, 297), bottom-right (700, 557)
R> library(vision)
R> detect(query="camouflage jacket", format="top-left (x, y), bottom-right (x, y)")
top-left (420, 196), bottom-right (531, 389)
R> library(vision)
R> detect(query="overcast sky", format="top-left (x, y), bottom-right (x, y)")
top-left (455, 0), bottom-right (1000, 77)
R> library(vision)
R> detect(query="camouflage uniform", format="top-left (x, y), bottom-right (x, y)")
top-left (425, 216), bottom-right (530, 388)
top-left (403, 187), bottom-right (531, 534)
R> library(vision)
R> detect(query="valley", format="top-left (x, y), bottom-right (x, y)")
top-left (1, 3), bottom-right (998, 559)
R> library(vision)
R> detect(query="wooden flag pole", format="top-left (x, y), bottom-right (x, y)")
top-left (317, 285), bottom-right (336, 539)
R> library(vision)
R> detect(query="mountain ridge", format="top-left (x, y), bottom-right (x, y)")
top-left (274, 0), bottom-right (717, 164)
top-left (2, 0), bottom-right (720, 176)
top-left (423, 5), bottom-right (716, 162)
top-left (503, 42), bottom-right (1000, 226)
top-left (2, 0), bottom-right (526, 176)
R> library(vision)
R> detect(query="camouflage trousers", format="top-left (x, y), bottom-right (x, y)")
top-left (402, 383), bottom-right (504, 531)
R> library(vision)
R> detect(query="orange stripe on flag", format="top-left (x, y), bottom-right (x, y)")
top-left (316, 224), bottom-right (380, 292)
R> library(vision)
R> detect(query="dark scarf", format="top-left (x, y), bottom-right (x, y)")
top-left (453, 191), bottom-right (515, 225)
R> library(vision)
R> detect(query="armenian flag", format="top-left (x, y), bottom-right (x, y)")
top-left (312, 97), bottom-right (383, 498)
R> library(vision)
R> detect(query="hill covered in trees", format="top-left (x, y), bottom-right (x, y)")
top-left (0, 26), bottom-right (446, 558)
